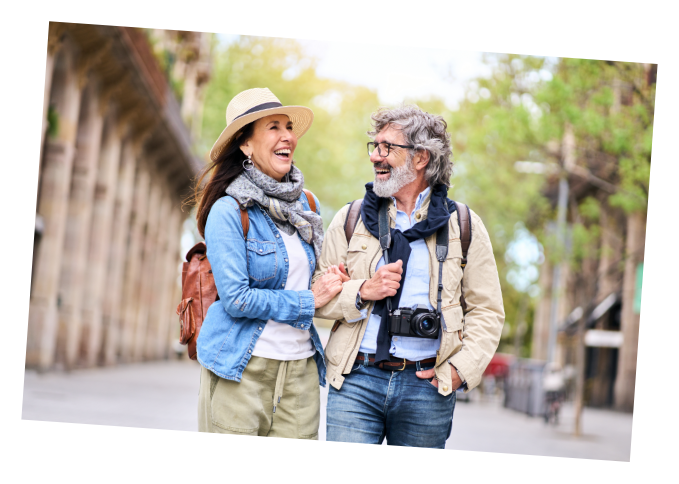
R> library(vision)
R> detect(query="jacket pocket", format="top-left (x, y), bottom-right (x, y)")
top-left (441, 304), bottom-right (464, 333)
top-left (439, 305), bottom-right (464, 361)
top-left (246, 239), bottom-right (277, 281)
top-left (346, 238), bottom-right (371, 279)
top-left (324, 320), bottom-right (357, 367)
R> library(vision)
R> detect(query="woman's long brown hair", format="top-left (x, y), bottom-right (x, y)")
top-left (188, 123), bottom-right (255, 238)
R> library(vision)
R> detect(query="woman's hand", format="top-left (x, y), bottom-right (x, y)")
top-left (312, 272), bottom-right (344, 308)
top-left (326, 263), bottom-right (351, 283)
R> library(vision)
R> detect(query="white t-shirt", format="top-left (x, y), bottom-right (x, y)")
top-left (252, 229), bottom-right (315, 360)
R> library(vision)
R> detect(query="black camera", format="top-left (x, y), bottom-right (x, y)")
top-left (388, 304), bottom-right (440, 339)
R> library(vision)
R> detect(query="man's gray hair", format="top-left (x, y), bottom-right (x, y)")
top-left (368, 105), bottom-right (453, 187)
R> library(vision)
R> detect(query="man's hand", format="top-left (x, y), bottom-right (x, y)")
top-left (416, 363), bottom-right (463, 390)
top-left (359, 259), bottom-right (403, 301)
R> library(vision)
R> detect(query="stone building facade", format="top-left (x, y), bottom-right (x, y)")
top-left (27, 23), bottom-right (208, 371)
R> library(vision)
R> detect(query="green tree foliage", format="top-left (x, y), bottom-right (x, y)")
top-left (200, 36), bottom-right (381, 222)
top-left (199, 39), bottom-right (654, 356)
top-left (537, 59), bottom-right (654, 214)
top-left (445, 55), bottom-right (654, 354)
top-left (443, 54), bottom-right (554, 352)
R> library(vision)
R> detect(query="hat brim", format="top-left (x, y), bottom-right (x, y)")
top-left (209, 105), bottom-right (314, 162)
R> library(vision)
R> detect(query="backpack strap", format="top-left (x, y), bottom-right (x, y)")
top-left (344, 199), bottom-right (363, 244)
top-left (451, 200), bottom-right (472, 312)
top-left (240, 207), bottom-right (249, 240)
top-left (303, 188), bottom-right (317, 214)
top-left (453, 201), bottom-right (472, 268)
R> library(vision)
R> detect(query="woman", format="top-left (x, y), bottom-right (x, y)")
top-left (192, 88), bottom-right (342, 438)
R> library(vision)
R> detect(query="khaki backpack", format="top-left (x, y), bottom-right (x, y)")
top-left (176, 190), bottom-right (316, 360)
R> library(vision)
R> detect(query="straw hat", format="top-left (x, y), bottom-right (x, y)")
top-left (209, 87), bottom-right (314, 162)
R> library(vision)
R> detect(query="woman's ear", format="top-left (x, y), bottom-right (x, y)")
top-left (240, 140), bottom-right (250, 157)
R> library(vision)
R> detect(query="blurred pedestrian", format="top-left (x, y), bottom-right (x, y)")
top-left (315, 105), bottom-right (505, 447)
top-left (191, 88), bottom-right (342, 438)
top-left (542, 362), bottom-right (565, 424)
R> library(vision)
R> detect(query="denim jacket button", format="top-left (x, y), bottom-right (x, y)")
top-left (282, 283), bottom-right (285, 287)
top-left (285, 258), bottom-right (288, 262)
top-left (248, 350), bottom-right (251, 354)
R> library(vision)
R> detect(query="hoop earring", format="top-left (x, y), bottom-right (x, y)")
top-left (242, 154), bottom-right (254, 171)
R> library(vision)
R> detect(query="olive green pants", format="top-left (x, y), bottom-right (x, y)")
top-left (198, 355), bottom-right (320, 439)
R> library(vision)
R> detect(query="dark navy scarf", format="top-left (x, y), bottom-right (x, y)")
top-left (360, 182), bottom-right (455, 364)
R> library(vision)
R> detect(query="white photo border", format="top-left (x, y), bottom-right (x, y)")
top-left (7, 0), bottom-right (679, 482)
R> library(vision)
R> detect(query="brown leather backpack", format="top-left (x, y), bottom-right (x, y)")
top-left (176, 190), bottom-right (316, 360)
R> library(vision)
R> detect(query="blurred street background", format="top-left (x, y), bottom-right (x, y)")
top-left (26, 22), bottom-right (653, 461)
top-left (22, 340), bottom-right (632, 461)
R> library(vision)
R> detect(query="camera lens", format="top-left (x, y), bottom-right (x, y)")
top-left (411, 312), bottom-right (439, 338)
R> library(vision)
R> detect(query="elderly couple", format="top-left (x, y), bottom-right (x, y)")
top-left (193, 87), bottom-right (504, 447)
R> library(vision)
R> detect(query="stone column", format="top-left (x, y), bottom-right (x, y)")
top-left (40, 23), bottom-right (67, 154)
top-left (80, 111), bottom-right (123, 367)
top-left (57, 80), bottom-right (106, 369)
top-left (101, 136), bottom-right (138, 365)
top-left (144, 193), bottom-right (172, 359)
top-left (27, 43), bottom-right (82, 370)
top-left (119, 165), bottom-right (150, 362)
top-left (152, 204), bottom-right (182, 359)
top-left (614, 211), bottom-right (646, 411)
top-left (133, 181), bottom-right (162, 361)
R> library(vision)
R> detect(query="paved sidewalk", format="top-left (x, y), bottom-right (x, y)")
top-left (22, 357), bottom-right (632, 461)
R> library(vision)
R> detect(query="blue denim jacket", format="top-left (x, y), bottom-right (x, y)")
top-left (196, 192), bottom-right (326, 386)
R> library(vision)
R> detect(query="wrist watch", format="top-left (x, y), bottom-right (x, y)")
top-left (355, 282), bottom-right (367, 310)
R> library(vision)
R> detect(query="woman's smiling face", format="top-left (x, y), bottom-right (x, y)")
top-left (240, 114), bottom-right (298, 181)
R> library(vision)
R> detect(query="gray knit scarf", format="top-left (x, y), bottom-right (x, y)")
top-left (226, 165), bottom-right (324, 258)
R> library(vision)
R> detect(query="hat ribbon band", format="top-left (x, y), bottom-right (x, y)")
top-left (233, 102), bottom-right (283, 121)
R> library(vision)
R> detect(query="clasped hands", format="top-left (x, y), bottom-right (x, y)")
top-left (313, 258), bottom-right (404, 308)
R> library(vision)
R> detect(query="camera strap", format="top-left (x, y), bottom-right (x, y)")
top-left (378, 198), bottom-right (449, 318)
top-left (378, 198), bottom-right (392, 314)
top-left (435, 222), bottom-right (449, 318)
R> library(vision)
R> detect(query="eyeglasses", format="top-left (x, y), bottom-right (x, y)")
top-left (367, 141), bottom-right (415, 157)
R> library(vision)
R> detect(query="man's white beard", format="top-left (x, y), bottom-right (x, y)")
top-left (373, 156), bottom-right (417, 198)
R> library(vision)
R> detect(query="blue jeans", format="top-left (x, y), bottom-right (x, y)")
top-left (326, 359), bottom-right (456, 448)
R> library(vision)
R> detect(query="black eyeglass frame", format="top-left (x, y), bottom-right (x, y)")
top-left (367, 141), bottom-right (416, 157)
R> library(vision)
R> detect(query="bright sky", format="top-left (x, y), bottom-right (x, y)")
top-left (218, 34), bottom-right (491, 109)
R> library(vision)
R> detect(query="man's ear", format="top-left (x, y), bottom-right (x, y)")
top-left (413, 149), bottom-right (430, 172)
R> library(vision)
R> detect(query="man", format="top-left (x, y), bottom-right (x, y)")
top-left (313, 105), bottom-right (505, 448)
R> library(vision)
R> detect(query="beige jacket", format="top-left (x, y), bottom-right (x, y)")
top-left (313, 192), bottom-right (505, 396)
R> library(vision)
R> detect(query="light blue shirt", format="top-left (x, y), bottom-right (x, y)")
top-left (358, 187), bottom-right (441, 360)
